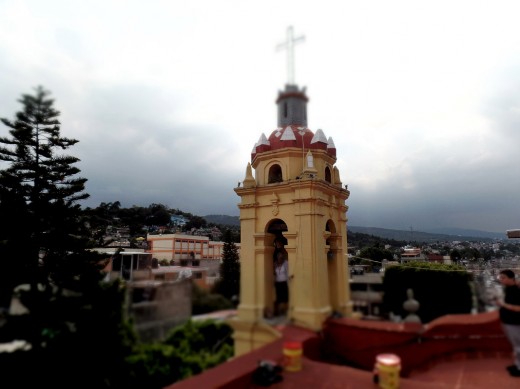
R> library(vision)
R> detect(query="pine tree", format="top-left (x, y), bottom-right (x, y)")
top-left (0, 87), bottom-right (138, 387)
top-left (214, 229), bottom-right (240, 301)
top-left (0, 86), bottom-right (92, 291)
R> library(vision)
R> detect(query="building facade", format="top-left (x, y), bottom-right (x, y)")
top-left (146, 233), bottom-right (226, 262)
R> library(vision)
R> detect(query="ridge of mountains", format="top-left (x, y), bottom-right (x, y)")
top-left (203, 215), bottom-right (506, 242)
top-left (348, 226), bottom-right (504, 242)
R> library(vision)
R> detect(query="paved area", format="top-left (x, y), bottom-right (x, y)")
top-left (168, 323), bottom-right (520, 389)
top-left (408, 354), bottom-right (520, 389)
top-left (258, 355), bottom-right (520, 389)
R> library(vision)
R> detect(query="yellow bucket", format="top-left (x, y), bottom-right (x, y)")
top-left (283, 341), bottom-right (302, 372)
top-left (373, 353), bottom-right (401, 389)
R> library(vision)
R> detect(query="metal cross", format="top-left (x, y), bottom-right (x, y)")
top-left (276, 26), bottom-right (305, 85)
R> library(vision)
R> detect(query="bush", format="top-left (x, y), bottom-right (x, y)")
top-left (192, 283), bottom-right (234, 315)
top-left (124, 343), bottom-right (183, 389)
top-left (163, 319), bottom-right (234, 379)
top-left (383, 261), bottom-right (473, 323)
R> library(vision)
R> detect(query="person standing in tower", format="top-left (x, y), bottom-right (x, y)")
top-left (496, 269), bottom-right (520, 377)
top-left (274, 251), bottom-right (289, 316)
top-left (273, 236), bottom-right (288, 265)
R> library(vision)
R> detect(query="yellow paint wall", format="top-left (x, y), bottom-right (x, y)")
top-left (231, 144), bottom-right (352, 355)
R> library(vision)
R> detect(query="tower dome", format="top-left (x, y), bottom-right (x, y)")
top-left (250, 84), bottom-right (336, 161)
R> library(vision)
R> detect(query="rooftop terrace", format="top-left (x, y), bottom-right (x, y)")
top-left (166, 310), bottom-right (519, 389)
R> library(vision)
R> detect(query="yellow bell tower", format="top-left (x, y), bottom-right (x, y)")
top-left (231, 84), bottom-right (352, 356)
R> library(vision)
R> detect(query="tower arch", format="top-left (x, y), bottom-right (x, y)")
top-left (267, 163), bottom-right (283, 184)
top-left (266, 219), bottom-right (290, 317)
top-left (325, 165), bottom-right (332, 183)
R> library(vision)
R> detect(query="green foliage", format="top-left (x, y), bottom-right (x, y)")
top-left (450, 249), bottom-right (461, 261)
top-left (359, 245), bottom-right (394, 263)
top-left (83, 201), bottom-right (122, 245)
top-left (0, 88), bottom-right (140, 388)
top-left (84, 203), bottom-right (243, 246)
top-left (0, 88), bottom-right (236, 389)
top-left (184, 215), bottom-right (207, 230)
top-left (0, 86), bottom-right (94, 295)
top-left (459, 247), bottom-right (482, 261)
top-left (0, 279), bottom-right (139, 388)
top-left (146, 203), bottom-right (172, 226)
top-left (121, 319), bottom-right (234, 387)
top-left (124, 343), bottom-right (183, 389)
top-left (0, 176), bottom-right (32, 307)
top-left (164, 319), bottom-right (234, 379)
top-left (383, 261), bottom-right (473, 323)
top-left (348, 231), bottom-right (407, 249)
top-left (212, 229), bottom-right (240, 300)
top-left (192, 283), bottom-right (234, 315)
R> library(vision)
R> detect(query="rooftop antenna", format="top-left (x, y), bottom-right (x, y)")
top-left (276, 26), bottom-right (305, 85)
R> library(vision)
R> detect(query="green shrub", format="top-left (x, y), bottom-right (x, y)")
top-left (124, 343), bottom-right (183, 389)
top-left (383, 261), bottom-right (473, 323)
top-left (164, 319), bottom-right (234, 379)
top-left (192, 283), bottom-right (234, 315)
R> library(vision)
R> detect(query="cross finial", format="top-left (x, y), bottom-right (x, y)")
top-left (276, 26), bottom-right (305, 85)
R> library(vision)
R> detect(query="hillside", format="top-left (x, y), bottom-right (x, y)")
top-left (348, 226), bottom-right (502, 242)
top-left (203, 215), bottom-right (505, 242)
top-left (203, 214), bottom-right (240, 227)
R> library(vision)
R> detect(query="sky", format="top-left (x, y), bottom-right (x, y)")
top-left (1, 0), bottom-right (520, 234)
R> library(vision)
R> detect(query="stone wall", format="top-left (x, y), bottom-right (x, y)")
top-left (128, 278), bottom-right (192, 342)
top-left (200, 259), bottom-right (221, 277)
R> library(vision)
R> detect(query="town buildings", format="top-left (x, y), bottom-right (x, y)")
top-left (146, 233), bottom-right (225, 263)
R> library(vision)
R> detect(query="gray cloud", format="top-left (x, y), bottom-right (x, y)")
top-left (2, 1), bottom-right (520, 234)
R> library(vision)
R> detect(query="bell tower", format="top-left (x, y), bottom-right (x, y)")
top-left (231, 83), bottom-right (352, 356)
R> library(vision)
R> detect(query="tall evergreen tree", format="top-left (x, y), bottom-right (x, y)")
top-left (213, 229), bottom-right (240, 301)
top-left (0, 88), bottom-right (139, 388)
top-left (0, 86), bottom-right (93, 292)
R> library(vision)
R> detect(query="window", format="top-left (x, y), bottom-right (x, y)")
top-left (268, 164), bottom-right (283, 183)
top-left (325, 166), bottom-right (332, 183)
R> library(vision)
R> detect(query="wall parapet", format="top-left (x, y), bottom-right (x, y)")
top-left (322, 310), bottom-right (510, 376)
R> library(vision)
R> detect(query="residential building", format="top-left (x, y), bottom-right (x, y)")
top-left (350, 273), bottom-right (384, 319)
top-left (146, 233), bottom-right (226, 262)
top-left (400, 245), bottom-right (424, 262)
top-left (102, 250), bottom-right (210, 288)
top-left (97, 250), bottom-right (200, 341)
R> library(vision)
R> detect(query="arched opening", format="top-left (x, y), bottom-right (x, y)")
top-left (325, 166), bottom-right (332, 183)
top-left (267, 219), bottom-right (288, 235)
top-left (325, 220), bottom-right (336, 246)
top-left (266, 219), bottom-right (289, 320)
top-left (268, 164), bottom-right (283, 183)
top-left (325, 219), bottom-right (339, 313)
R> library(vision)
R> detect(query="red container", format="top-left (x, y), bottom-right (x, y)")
top-left (283, 341), bottom-right (302, 372)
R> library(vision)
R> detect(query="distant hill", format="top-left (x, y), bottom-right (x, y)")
top-left (348, 226), bottom-right (503, 242)
top-left (419, 227), bottom-right (505, 240)
top-left (203, 214), bottom-right (240, 227)
top-left (202, 215), bottom-right (505, 242)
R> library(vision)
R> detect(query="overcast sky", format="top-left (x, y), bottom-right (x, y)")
top-left (1, 0), bottom-right (519, 233)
